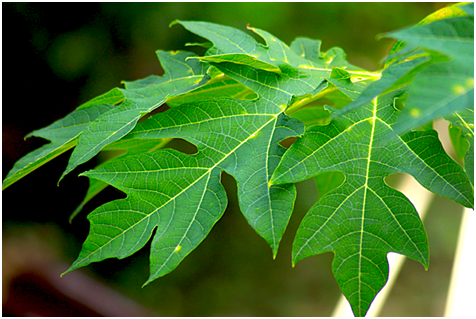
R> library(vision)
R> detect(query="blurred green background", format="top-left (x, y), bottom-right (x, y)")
top-left (3, 2), bottom-right (464, 316)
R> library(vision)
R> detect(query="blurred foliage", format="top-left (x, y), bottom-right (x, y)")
top-left (3, 2), bottom-right (462, 316)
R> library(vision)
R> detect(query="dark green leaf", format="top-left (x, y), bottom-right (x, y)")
top-left (271, 89), bottom-right (473, 316)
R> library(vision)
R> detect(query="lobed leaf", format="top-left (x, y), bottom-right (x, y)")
top-left (65, 20), bottom-right (373, 283)
top-left (59, 50), bottom-right (211, 181)
top-left (271, 88), bottom-right (473, 316)
top-left (2, 92), bottom-right (120, 190)
top-left (64, 98), bottom-right (304, 283)
top-left (5, 16), bottom-right (471, 318)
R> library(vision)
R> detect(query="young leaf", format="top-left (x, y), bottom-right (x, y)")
top-left (271, 89), bottom-right (473, 316)
top-left (331, 51), bottom-right (432, 119)
top-left (174, 20), bottom-right (379, 100)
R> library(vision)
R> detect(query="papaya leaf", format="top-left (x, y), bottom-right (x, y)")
top-left (6, 16), bottom-right (472, 317)
top-left (335, 2), bottom-right (474, 137)
top-left (166, 72), bottom-right (257, 107)
top-left (3, 51), bottom-right (213, 189)
top-left (2, 89), bottom-right (122, 190)
top-left (64, 21), bottom-right (372, 284)
top-left (271, 88), bottom-right (473, 316)
top-left (174, 20), bottom-right (379, 103)
top-left (387, 8), bottom-right (474, 136)
top-left (331, 51), bottom-right (432, 119)
top-left (445, 107), bottom-right (474, 187)
top-left (69, 137), bottom-right (171, 223)
top-left (63, 97), bottom-right (304, 284)
top-left (172, 20), bottom-right (283, 73)
top-left (59, 50), bottom-right (211, 182)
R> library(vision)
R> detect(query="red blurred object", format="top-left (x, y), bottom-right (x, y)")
top-left (3, 263), bottom-right (152, 317)
top-left (2, 227), bottom-right (152, 316)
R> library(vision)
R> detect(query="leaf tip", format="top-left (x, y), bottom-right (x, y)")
top-left (60, 267), bottom-right (72, 278)
top-left (169, 20), bottom-right (180, 28)
top-left (375, 32), bottom-right (389, 41)
top-left (271, 247), bottom-right (279, 260)
top-left (69, 205), bottom-right (83, 224)
top-left (142, 278), bottom-right (154, 288)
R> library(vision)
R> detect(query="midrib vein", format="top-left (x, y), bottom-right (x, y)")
top-left (358, 97), bottom-right (378, 313)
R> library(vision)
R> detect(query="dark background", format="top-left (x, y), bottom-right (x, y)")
top-left (3, 2), bottom-right (464, 316)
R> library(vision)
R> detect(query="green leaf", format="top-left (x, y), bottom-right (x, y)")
top-left (314, 171), bottom-right (345, 199)
top-left (271, 89), bottom-right (473, 316)
top-left (69, 137), bottom-right (171, 223)
top-left (391, 60), bottom-right (473, 136)
top-left (175, 20), bottom-right (378, 99)
top-left (386, 16), bottom-right (473, 65)
top-left (173, 20), bottom-right (282, 73)
top-left (288, 106), bottom-right (330, 127)
top-left (65, 20), bottom-right (370, 283)
top-left (386, 5), bottom-right (474, 135)
top-left (59, 50), bottom-right (210, 182)
top-left (448, 124), bottom-right (470, 161)
top-left (2, 92), bottom-right (120, 190)
top-left (5, 16), bottom-right (474, 317)
top-left (332, 52), bottom-right (432, 119)
top-left (335, 3), bottom-right (474, 137)
top-left (445, 107), bottom-right (474, 187)
top-left (166, 71), bottom-right (257, 107)
top-left (64, 98), bottom-right (304, 284)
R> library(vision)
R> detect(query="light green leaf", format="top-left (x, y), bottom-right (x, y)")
top-left (335, 2), bottom-right (474, 137)
top-left (332, 52), bottom-right (431, 119)
top-left (290, 37), bottom-right (324, 63)
top-left (173, 20), bottom-right (282, 72)
top-left (385, 16), bottom-right (473, 65)
top-left (391, 60), bottom-right (473, 136)
top-left (271, 89), bottom-right (473, 316)
top-left (59, 50), bottom-right (210, 182)
top-left (2, 94), bottom-right (119, 190)
top-left (288, 106), bottom-right (330, 127)
top-left (386, 5), bottom-right (474, 135)
top-left (459, 2), bottom-right (474, 16)
top-left (175, 20), bottom-right (378, 99)
top-left (449, 124), bottom-right (470, 161)
top-left (167, 72), bottom-right (257, 107)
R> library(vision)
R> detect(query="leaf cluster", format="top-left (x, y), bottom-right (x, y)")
top-left (3, 3), bottom-right (473, 317)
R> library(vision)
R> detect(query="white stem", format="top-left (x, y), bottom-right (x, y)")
top-left (444, 207), bottom-right (475, 317)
